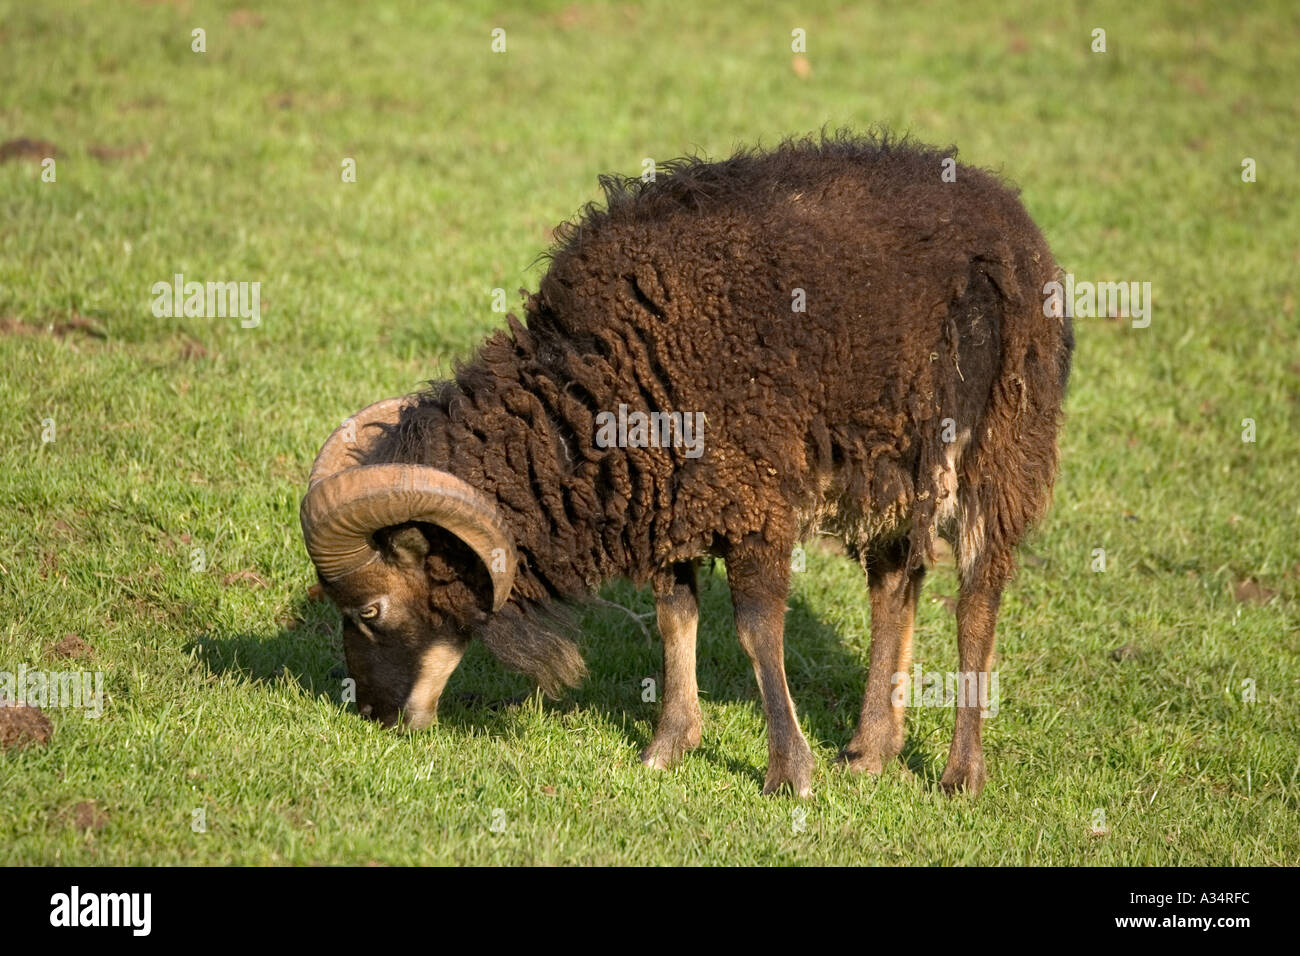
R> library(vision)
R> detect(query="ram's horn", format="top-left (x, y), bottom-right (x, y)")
top-left (307, 397), bottom-right (415, 488)
top-left (300, 463), bottom-right (517, 611)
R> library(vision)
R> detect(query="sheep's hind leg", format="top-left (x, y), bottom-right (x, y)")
top-left (641, 561), bottom-right (703, 770)
top-left (939, 581), bottom-right (1003, 796)
top-left (726, 537), bottom-right (814, 797)
top-left (840, 539), bottom-right (923, 774)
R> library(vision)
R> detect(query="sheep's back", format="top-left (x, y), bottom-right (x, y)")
top-left (529, 144), bottom-right (1064, 558)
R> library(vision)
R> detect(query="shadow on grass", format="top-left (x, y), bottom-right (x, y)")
top-left (190, 563), bottom-right (947, 790)
top-left (185, 596), bottom-right (344, 701)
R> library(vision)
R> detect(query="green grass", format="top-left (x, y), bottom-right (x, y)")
top-left (2, 0), bottom-right (1298, 865)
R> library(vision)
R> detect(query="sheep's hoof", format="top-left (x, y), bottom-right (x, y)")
top-left (836, 747), bottom-right (890, 775)
top-left (761, 744), bottom-right (815, 798)
top-left (639, 720), bottom-right (701, 770)
top-left (938, 758), bottom-right (986, 797)
top-left (836, 727), bottom-right (903, 774)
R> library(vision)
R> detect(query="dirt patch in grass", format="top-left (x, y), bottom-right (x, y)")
top-left (52, 800), bottom-right (109, 831)
top-left (554, 4), bottom-right (587, 29)
top-left (46, 634), bottom-right (93, 661)
top-left (1233, 579), bottom-right (1279, 605)
top-left (38, 550), bottom-right (59, 580)
top-left (229, 9), bottom-right (265, 28)
top-left (0, 315), bottom-right (107, 340)
top-left (175, 337), bottom-right (215, 362)
top-left (0, 705), bottom-right (54, 750)
top-left (0, 137), bottom-right (56, 162)
top-left (222, 569), bottom-right (270, 589)
top-left (88, 142), bottom-right (150, 161)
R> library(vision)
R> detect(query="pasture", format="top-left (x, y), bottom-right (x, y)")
top-left (1, 0), bottom-right (1297, 864)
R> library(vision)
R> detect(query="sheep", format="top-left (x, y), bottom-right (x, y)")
top-left (299, 130), bottom-right (1074, 797)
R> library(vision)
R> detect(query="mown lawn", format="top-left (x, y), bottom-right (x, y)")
top-left (1, 0), bottom-right (1297, 865)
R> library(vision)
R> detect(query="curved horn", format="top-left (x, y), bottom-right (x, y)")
top-left (308, 397), bottom-right (415, 488)
top-left (300, 463), bottom-right (517, 611)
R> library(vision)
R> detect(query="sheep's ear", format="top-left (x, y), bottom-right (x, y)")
top-left (382, 525), bottom-right (429, 570)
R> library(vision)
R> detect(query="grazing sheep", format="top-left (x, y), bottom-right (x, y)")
top-left (300, 131), bottom-right (1073, 797)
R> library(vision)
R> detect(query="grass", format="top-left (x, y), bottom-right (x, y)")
top-left (1, 0), bottom-right (1298, 865)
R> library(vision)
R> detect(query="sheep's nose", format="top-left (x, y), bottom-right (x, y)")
top-left (359, 704), bottom-right (373, 717)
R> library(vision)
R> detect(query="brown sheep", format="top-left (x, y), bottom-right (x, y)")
top-left (300, 130), bottom-right (1073, 797)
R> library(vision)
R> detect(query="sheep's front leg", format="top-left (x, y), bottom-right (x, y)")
top-left (641, 561), bottom-right (703, 769)
top-left (726, 539), bottom-right (814, 797)
top-left (841, 541), bottom-right (923, 773)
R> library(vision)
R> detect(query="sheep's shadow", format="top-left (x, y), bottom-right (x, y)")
top-left (186, 595), bottom-right (344, 702)
top-left (192, 562), bottom-right (939, 790)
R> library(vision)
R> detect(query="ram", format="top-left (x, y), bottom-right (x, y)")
top-left (300, 131), bottom-right (1074, 797)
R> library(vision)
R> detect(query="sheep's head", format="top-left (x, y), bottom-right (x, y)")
top-left (299, 398), bottom-right (516, 730)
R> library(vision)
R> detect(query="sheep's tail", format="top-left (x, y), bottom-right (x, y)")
top-left (953, 246), bottom-right (1073, 590)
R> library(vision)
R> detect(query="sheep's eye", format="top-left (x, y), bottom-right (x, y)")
top-left (359, 604), bottom-right (381, 621)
